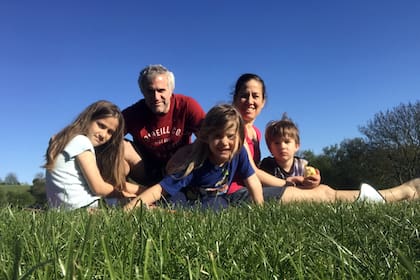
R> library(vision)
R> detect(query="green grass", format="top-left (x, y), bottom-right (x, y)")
top-left (0, 185), bottom-right (36, 208)
top-left (0, 185), bottom-right (31, 192)
top-left (0, 202), bottom-right (419, 279)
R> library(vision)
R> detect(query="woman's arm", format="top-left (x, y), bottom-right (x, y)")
top-left (77, 150), bottom-right (115, 196)
top-left (124, 184), bottom-right (164, 210)
top-left (243, 173), bottom-right (264, 205)
top-left (243, 143), bottom-right (288, 187)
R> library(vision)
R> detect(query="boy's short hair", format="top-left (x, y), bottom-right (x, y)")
top-left (265, 114), bottom-right (300, 148)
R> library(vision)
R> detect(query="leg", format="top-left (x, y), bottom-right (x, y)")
top-left (280, 179), bottom-right (420, 203)
top-left (280, 184), bottom-right (359, 203)
top-left (378, 178), bottom-right (420, 202)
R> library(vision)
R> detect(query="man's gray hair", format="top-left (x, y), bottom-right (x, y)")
top-left (138, 64), bottom-right (175, 93)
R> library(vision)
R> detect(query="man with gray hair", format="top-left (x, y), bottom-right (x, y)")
top-left (123, 64), bottom-right (205, 186)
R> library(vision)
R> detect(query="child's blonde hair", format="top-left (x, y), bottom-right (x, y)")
top-left (44, 100), bottom-right (126, 190)
top-left (168, 104), bottom-right (245, 177)
top-left (265, 113), bottom-right (300, 151)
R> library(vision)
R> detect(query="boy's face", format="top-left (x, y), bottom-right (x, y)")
top-left (269, 135), bottom-right (300, 164)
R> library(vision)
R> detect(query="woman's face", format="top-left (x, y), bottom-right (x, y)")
top-left (208, 122), bottom-right (239, 165)
top-left (233, 79), bottom-right (265, 124)
top-left (86, 116), bottom-right (119, 147)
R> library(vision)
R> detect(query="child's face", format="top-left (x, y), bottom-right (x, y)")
top-left (234, 79), bottom-right (265, 124)
top-left (86, 116), bottom-right (119, 147)
top-left (269, 135), bottom-right (300, 164)
top-left (208, 124), bottom-right (238, 165)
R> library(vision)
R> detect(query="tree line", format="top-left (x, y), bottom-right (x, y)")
top-left (0, 172), bottom-right (21, 185)
top-left (1, 101), bottom-right (419, 207)
top-left (302, 101), bottom-right (419, 189)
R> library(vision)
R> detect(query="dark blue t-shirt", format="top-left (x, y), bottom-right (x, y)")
top-left (160, 146), bottom-right (254, 196)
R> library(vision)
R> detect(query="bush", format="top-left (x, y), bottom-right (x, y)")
top-left (0, 186), bottom-right (36, 208)
top-left (29, 182), bottom-right (47, 208)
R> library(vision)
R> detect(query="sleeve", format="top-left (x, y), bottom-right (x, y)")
top-left (159, 173), bottom-right (194, 196)
top-left (185, 96), bottom-right (205, 133)
top-left (121, 106), bottom-right (132, 134)
top-left (122, 103), bottom-right (136, 135)
top-left (259, 157), bottom-right (276, 175)
top-left (122, 101), bottom-right (145, 136)
top-left (64, 135), bottom-right (94, 158)
top-left (235, 147), bottom-right (255, 180)
top-left (295, 157), bottom-right (309, 176)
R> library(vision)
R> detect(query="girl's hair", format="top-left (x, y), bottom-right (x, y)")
top-left (138, 64), bottom-right (175, 93)
top-left (231, 73), bottom-right (267, 102)
top-left (265, 113), bottom-right (300, 149)
top-left (168, 104), bottom-right (245, 177)
top-left (44, 100), bottom-right (126, 190)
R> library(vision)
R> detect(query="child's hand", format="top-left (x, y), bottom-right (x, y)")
top-left (302, 168), bottom-right (321, 188)
top-left (286, 176), bottom-right (305, 186)
top-left (121, 190), bottom-right (137, 198)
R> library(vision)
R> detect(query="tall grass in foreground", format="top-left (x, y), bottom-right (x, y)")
top-left (0, 202), bottom-right (418, 279)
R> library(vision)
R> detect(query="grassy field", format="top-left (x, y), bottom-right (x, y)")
top-left (0, 185), bottom-right (37, 208)
top-left (0, 202), bottom-right (419, 279)
top-left (0, 185), bottom-right (31, 191)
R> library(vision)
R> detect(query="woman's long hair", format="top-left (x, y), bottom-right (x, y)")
top-left (44, 100), bottom-right (126, 190)
top-left (168, 104), bottom-right (245, 178)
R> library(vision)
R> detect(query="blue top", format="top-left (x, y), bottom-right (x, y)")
top-left (160, 146), bottom-right (254, 196)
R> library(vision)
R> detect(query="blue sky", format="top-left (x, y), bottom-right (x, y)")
top-left (1, 0), bottom-right (419, 184)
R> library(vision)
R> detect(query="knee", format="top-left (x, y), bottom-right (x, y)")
top-left (318, 184), bottom-right (336, 201)
top-left (123, 141), bottom-right (142, 165)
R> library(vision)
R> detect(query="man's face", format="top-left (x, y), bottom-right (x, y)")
top-left (142, 74), bottom-right (172, 114)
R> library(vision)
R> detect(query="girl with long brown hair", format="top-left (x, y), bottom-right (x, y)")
top-left (45, 100), bottom-right (142, 209)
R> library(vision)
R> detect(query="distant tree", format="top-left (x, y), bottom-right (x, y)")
top-left (299, 149), bottom-right (341, 187)
top-left (32, 172), bottom-right (45, 185)
top-left (4, 173), bottom-right (19, 185)
top-left (359, 101), bottom-right (420, 184)
top-left (298, 150), bottom-right (316, 163)
top-left (2, 190), bottom-right (35, 207)
top-left (30, 172), bottom-right (47, 207)
top-left (362, 146), bottom-right (397, 186)
top-left (311, 138), bottom-right (371, 189)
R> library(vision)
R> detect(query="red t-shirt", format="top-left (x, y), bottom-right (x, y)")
top-left (123, 94), bottom-right (205, 172)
